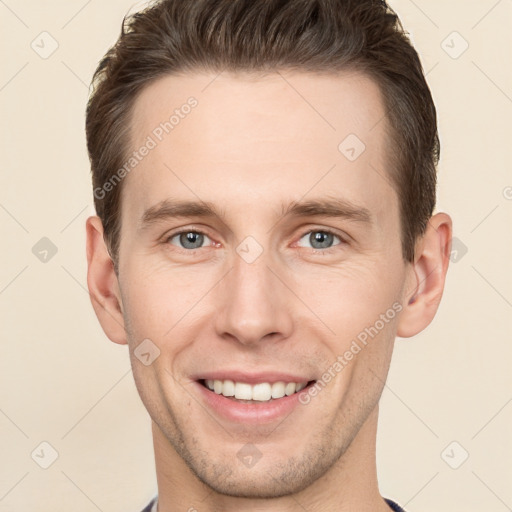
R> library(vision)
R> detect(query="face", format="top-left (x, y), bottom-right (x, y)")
top-left (115, 70), bottom-right (414, 497)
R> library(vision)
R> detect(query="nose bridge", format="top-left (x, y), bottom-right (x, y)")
top-left (214, 243), bottom-right (292, 345)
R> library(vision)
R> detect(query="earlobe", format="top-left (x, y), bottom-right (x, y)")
top-left (85, 216), bottom-right (127, 345)
top-left (397, 213), bottom-right (452, 338)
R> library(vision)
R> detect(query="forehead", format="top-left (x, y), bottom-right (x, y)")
top-left (124, 70), bottom-right (395, 225)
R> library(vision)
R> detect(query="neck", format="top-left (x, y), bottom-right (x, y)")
top-left (152, 405), bottom-right (390, 512)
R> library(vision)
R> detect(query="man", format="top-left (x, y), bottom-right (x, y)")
top-left (85, 0), bottom-right (452, 510)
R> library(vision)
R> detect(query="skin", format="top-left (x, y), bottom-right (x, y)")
top-left (86, 70), bottom-right (452, 512)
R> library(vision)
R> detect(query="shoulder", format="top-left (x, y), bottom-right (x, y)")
top-left (140, 496), bottom-right (157, 512)
top-left (385, 498), bottom-right (407, 511)
top-left (140, 496), bottom-right (404, 511)
top-left (142, 496), bottom-right (406, 512)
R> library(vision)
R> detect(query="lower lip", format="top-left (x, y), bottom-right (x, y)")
top-left (194, 381), bottom-right (314, 424)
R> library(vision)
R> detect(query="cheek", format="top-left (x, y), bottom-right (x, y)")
top-left (120, 263), bottom-right (216, 342)
top-left (290, 262), bottom-right (404, 343)
top-left (120, 242), bottom-right (406, 345)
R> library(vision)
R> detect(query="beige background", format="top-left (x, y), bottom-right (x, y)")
top-left (1, 0), bottom-right (511, 510)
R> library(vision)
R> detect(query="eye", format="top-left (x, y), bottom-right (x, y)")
top-left (296, 230), bottom-right (344, 251)
top-left (167, 230), bottom-right (213, 250)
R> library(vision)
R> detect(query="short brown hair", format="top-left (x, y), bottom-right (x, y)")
top-left (86, 0), bottom-right (439, 267)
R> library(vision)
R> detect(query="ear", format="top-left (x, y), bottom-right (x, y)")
top-left (86, 215), bottom-right (127, 345)
top-left (397, 212), bottom-right (452, 338)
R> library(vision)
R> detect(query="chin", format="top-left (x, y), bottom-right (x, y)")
top-left (186, 447), bottom-right (339, 500)
top-left (194, 467), bottom-right (310, 499)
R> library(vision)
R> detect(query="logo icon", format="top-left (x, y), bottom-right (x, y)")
top-left (32, 237), bottom-right (58, 263)
top-left (31, 31), bottom-right (59, 59)
top-left (31, 441), bottom-right (59, 469)
top-left (134, 338), bottom-right (161, 366)
top-left (449, 237), bottom-right (468, 263)
top-left (441, 31), bottom-right (469, 59)
top-left (441, 441), bottom-right (469, 469)
top-left (236, 236), bottom-right (264, 264)
top-left (237, 443), bottom-right (263, 468)
top-left (338, 134), bottom-right (366, 162)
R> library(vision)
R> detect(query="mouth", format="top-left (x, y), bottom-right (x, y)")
top-left (199, 378), bottom-right (316, 403)
top-left (192, 370), bottom-right (318, 423)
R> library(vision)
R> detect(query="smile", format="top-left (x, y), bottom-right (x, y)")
top-left (194, 375), bottom-right (317, 423)
top-left (201, 379), bottom-right (310, 402)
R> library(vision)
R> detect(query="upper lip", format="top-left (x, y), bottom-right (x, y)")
top-left (192, 370), bottom-right (315, 385)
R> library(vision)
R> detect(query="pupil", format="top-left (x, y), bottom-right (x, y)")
top-left (181, 232), bottom-right (203, 249)
top-left (311, 232), bottom-right (332, 249)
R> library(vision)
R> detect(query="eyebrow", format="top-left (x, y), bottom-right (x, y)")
top-left (280, 197), bottom-right (372, 224)
top-left (139, 196), bottom-right (372, 230)
top-left (139, 199), bottom-right (226, 229)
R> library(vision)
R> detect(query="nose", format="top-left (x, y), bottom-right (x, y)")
top-left (213, 249), bottom-right (293, 346)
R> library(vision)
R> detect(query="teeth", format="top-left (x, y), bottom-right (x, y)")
top-left (285, 382), bottom-right (296, 396)
top-left (271, 381), bottom-right (286, 399)
top-left (252, 383), bottom-right (272, 401)
top-left (204, 379), bottom-right (309, 401)
top-left (222, 379), bottom-right (235, 397)
top-left (235, 382), bottom-right (252, 400)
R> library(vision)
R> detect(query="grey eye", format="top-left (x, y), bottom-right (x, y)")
top-left (169, 231), bottom-right (210, 250)
top-left (298, 231), bottom-right (341, 250)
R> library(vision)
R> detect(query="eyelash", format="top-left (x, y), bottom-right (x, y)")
top-left (163, 227), bottom-right (347, 254)
top-left (295, 229), bottom-right (347, 254)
